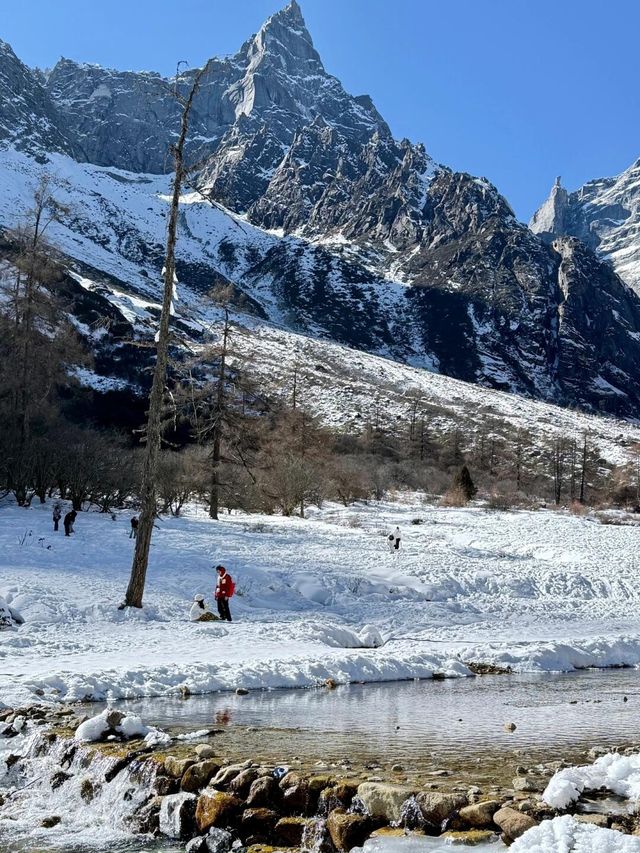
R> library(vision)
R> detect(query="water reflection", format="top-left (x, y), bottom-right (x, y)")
top-left (96, 669), bottom-right (640, 763)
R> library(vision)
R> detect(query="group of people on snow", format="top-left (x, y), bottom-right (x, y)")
top-left (191, 564), bottom-right (235, 623)
top-left (52, 504), bottom-right (77, 537)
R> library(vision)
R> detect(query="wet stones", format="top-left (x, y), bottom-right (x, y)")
top-left (416, 791), bottom-right (468, 826)
top-left (159, 791), bottom-right (197, 839)
top-left (275, 816), bottom-right (315, 846)
top-left (356, 782), bottom-right (416, 823)
top-left (326, 809), bottom-right (373, 852)
top-left (182, 760), bottom-right (221, 794)
top-left (493, 806), bottom-right (537, 842)
top-left (164, 756), bottom-right (195, 778)
top-left (195, 744), bottom-right (217, 760)
top-left (458, 799), bottom-right (502, 828)
top-left (245, 776), bottom-right (281, 809)
top-left (196, 790), bottom-right (243, 833)
top-left (241, 807), bottom-right (279, 842)
top-left (512, 776), bottom-right (541, 792)
top-left (41, 816), bottom-right (62, 828)
top-left (229, 767), bottom-right (260, 798)
top-left (50, 770), bottom-right (72, 790)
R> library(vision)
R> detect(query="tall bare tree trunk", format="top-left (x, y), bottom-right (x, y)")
top-left (123, 67), bottom-right (206, 608)
top-left (209, 308), bottom-right (230, 520)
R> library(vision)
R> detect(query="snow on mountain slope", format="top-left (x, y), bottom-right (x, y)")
top-left (4, 4), bottom-right (640, 417)
top-left (531, 159), bottom-right (640, 293)
top-left (2, 147), bottom-right (640, 462)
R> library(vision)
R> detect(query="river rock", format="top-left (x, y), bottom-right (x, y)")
top-left (41, 816), bottom-right (61, 828)
top-left (512, 776), bottom-right (540, 792)
top-left (357, 782), bottom-right (415, 823)
top-left (195, 744), bottom-right (217, 760)
top-left (493, 806), bottom-right (537, 841)
top-left (79, 777), bottom-right (97, 803)
top-left (164, 756), bottom-right (195, 779)
top-left (504, 723), bottom-right (517, 732)
top-left (246, 776), bottom-right (281, 809)
top-left (275, 816), bottom-right (315, 846)
top-left (131, 795), bottom-right (162, 835)
top-left (211, 761), bottom-right (253, 788)
top-left (206, 826), bottom-right (234, 853)
top-left (50, 770), bottom-right (72, 790)
top-left (196, 790), bottom-right (242, 832)
top-left (282, 779), bottom-right (310, 814)
top-left (182, 760), bottom-right (221, 793)
top-left (327, 809), bottom-right (372, 852)
top-left (459, 800), bottom-right (502, 828)
top-left (317, 781), bottom-right (359, 814)
top-left (154, 774), bottom-right (180, 796)
top-left (416, 792), bottom-right (468, 825)
top-left (241, 807), bottom-right (279, 840)
top-left (159, 792), bottom-right (197, 839)
top-left (186, 837), bottom-right (208, 853)
top-left (230, 767), bottom-right (260, 797)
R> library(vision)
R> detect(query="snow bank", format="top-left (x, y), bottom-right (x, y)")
top-left (511, 815), bottom-right (640, 851)
top-left (5, 498), bottom-right (640, 707)
top-left (544, 753), bottom-right (640, 809)
top-left (354, 817), bottom-right (640, 852)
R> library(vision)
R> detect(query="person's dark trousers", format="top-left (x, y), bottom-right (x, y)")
top-left (64, 524), bottom-right (71, 537)
top-left (217, 597), bottom-right (232, 622)
top-left (394, 539), bottom-right (400, 550)
top-left (54, 520), bottom-right (59, 531)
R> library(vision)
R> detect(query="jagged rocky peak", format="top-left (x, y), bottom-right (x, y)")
top-left (0, 39), bottom-right (73, 156)
top-left (531, 158), bottom-right (640, 293)
top-left (529, 175), bottom-right (570, 237)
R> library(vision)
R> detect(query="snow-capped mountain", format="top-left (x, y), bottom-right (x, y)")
top-left (2, 1), bottom-right (640, 421)
top-left (531, 159), bottom-right (640, 293)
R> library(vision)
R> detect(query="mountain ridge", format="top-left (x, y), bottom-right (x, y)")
top-left (2, 3), bottom-right (640, 420)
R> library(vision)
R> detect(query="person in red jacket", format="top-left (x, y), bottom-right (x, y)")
top-left (214, 564), bottom-right (233, 622)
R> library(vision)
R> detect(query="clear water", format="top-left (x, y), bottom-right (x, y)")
top-left (97, 668), bottom-right (640, 766)
top-left (5, 669), bottom-right (640, 852)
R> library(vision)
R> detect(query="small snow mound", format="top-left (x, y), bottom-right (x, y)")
top-left (75, 708), bottom-right (154, 743)
top-left (359, 625), bottom-right (384, 648)
top-left (510, 814), bottom-right (640, 852)
top-left (543, 752), bottom-right (640, 810)
top-left (305, 623), bottom-right (385, 650)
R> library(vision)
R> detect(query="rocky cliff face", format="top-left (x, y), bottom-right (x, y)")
top-left (0, 40), bottom-right (73, 156)
top-left (531, 161), bottom-right (640, 293)
top-left (2, 2), bottom-right (640, 418)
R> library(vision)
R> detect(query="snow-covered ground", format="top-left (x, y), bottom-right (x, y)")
top-left (2, 495), bottom-right (640, 709)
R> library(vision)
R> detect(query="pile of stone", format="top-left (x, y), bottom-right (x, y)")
top-left (132, 754), bottom-right (562, 851)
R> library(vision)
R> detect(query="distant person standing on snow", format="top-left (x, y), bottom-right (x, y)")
top-left (64, 510), bottom-right (77, 537)
top-left (129, 516), bottom-right (139, 539)
top-left (52, 504), bottom-right (62, 532)
top-left (214, 564), bottom-right (235, 622)
top-left (391, 526), bottom-right (401, 551)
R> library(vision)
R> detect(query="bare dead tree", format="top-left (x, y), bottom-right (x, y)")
top-left (122, 60), bottom-right (210, 609)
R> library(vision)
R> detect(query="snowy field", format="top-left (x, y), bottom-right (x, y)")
top-left (2, 495), bottom-right (640, 710)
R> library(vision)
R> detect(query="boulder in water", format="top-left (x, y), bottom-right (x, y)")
top-left (357, 782), bottom-right (416, 823)
top-left (159, 792), bottom-right (197, 839)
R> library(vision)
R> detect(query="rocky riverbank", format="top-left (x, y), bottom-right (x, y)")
top-left (3, 703), bottom-right (640, 851)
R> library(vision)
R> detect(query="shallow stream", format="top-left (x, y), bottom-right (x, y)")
top-left (3, 669), bottom-right (640, 852)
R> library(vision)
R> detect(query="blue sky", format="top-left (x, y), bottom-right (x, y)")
top-left (5, 0), bottom-right (639, 221)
